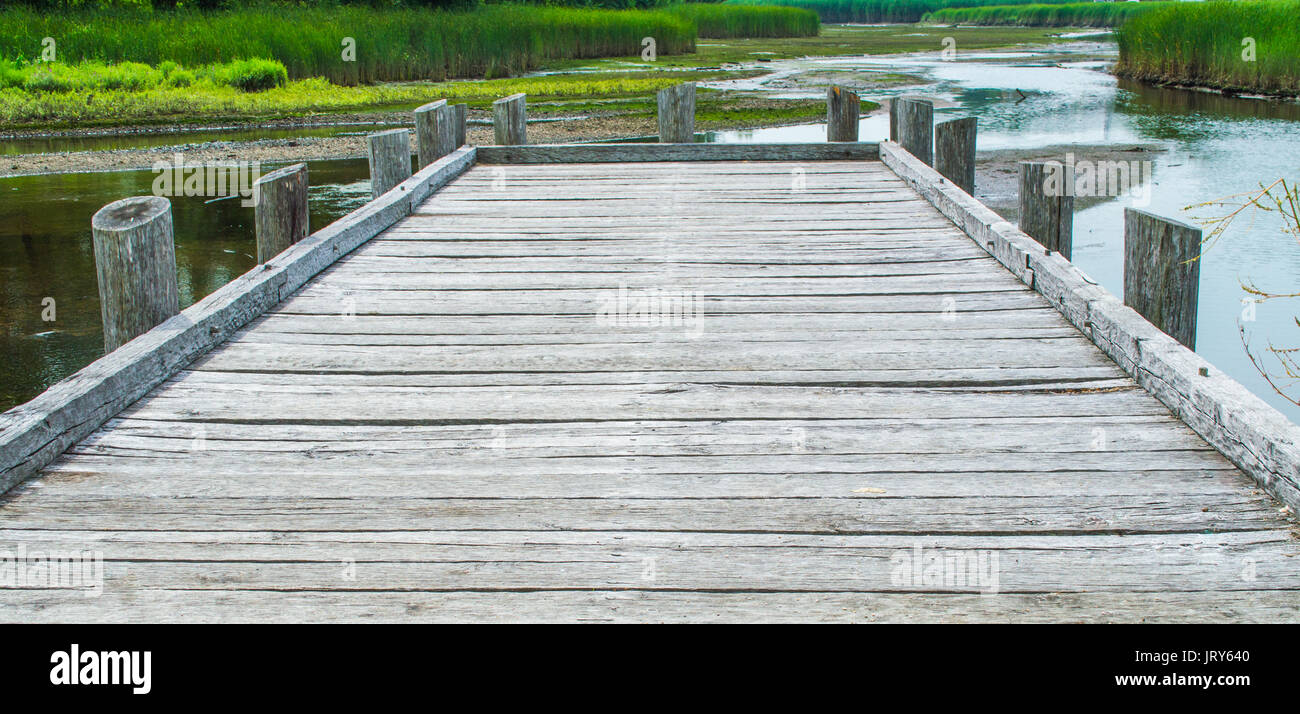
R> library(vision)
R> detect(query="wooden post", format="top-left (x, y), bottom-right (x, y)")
top-left (493, 93), bottom-right (527, 146)
top-left (1124, 208), bottom-right (1201, 349)
top-left (91, 196), bottom-right (179, 353)
top-left (367, 128), bottom-right (412, 199)
top-left (1018, 161), bottom-right (1073, 258)
top-left (414, 99), bottom-right (456, 168)
top-left (889, 95), bottom-right (919, 142)
top-left (253, 163), bottom-right (309, 264)
top-left (453, 103), bottom-right (468, 147)
top-left (825, 86), bottom-right (860, 143)
top-left (657, 82), bottom-right (696, 144)
top-left (934, 117), bottom-right (976, 195)
top-left (896, 98), bottom-right (934, 165)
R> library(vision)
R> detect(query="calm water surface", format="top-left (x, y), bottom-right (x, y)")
top-left (0, 159), bottom-right (372, 410)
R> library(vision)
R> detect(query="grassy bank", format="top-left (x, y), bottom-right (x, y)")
top-left (0, 69), bottom-right (751, 126)
top-left (924, 2), bottom-right (1169, 27)
top-left (723, 0), bottom-right (1082, 24)
top-left (0, 5), bottom-right (696, 84)
top-left (670, 3), bottom-right (819, 38)
top-left (1116, 1), bottom-right (1300, 95)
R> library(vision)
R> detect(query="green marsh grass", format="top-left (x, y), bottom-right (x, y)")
top-left (923, 2), bottom-right (1170, 28)
top-left (0, 5), bottom-right (696, 84)
top-left (723, 0), bottom-right (1084, 24)
top-left (1115, 0), bottom-right (1300, 94)
top-left (669, 4), bottom-right (819, 38)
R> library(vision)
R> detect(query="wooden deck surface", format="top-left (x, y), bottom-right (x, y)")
top-left (2, 159), bottom-right (1297, 622)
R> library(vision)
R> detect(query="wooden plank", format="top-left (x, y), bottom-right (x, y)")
top-left (0, 588), bottom-right (1294, 624)
top-left (476, 143), bottom-right (879, 164)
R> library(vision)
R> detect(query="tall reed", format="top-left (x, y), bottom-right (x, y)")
top-left (723, 0), bottom-right (1084, 24)
top-left (0, 4), bottom-right (696, 84)
top-left (1116, 1), bottom-right (1300, 95)
top-left (670, 4), bottom-right (819, 38)
top-left (923, 2), bottom-right (1169, 28)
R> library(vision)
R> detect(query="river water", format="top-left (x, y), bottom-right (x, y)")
top-left (5, 38), bottom-right (1300, 422)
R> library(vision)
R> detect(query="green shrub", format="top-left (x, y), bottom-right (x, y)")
top-left (212, 58), bottom-right (288, 92)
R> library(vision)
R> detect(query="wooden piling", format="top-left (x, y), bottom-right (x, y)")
top-left (253, 163), bottom-right (309, 264)
top-left (453, 103), bottom-right (468, 147)
top-left (1123, 208), bottom-right (1201, 349)
top-left (414, 99), bottom-right (456, 168)
top-left (493, 93), bottom-right (527, 146)
top-left (826, 86), bottom-right (860, 142)
top-left (367, 128), bottom-right (412, 199)
top-left (896, 98), bottom-right (934, 165)
top-left (91, 195), bottom-right (179, 353)
top-left (1018, 161), bottom-right (1073, 258)
top-left (657, 82), bottom-right (696, 144)
top-left (934, 117), bottom-right (976, 194)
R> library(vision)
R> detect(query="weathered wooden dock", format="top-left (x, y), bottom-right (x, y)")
top-left (1, 90), bottom-right (1298, 622)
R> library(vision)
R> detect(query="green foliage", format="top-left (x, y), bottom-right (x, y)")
top-left (0, 5), bottom-right (697, 84)
top-left (1115, 0), bottom-right (1300, 95)
top-left (0, 57), bottom-right (289, 93)
top-left (204, 58), bottom-right (288, 91)
top-left (924, 1), bottom-right (1170, 27)
top-left (669, 4), bottom-right (819, 38)
top-left (722, 0), bottom-right (1086, 24)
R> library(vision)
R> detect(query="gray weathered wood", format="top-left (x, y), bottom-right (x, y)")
top-left (367, 128), bottom-right (412, 198)
top-left (478, 143), bottom-right (879, 164)
top-left (657, 82), bottom-right (696, 144)
top-left (0, 147), bottom-right (476, 497)
top-left (414, 100), bottom-right (456, 168)
top-left (1123, 208), bottom-right (1200, 349)
top-left (453, 103), bottom-right (468, 148)
top-left (3, 152), bottom-right (1297, 624)
top-left (880, 140), bottom-right (1300, 514)
top-left (91, 196), bottom-right (179, 354)
top-left (493, 93), bottom-right (527, 146)
top-left (253, 163), bottom-right (309, 264)
top-left (1018, 161), bottom-right (1073, 258)
top-left (934, 117), bottom-right (976, 195)
top-left (826, 86), bottom-right (860, 143)
top-left (896, 98), bottom-right (934, 165)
